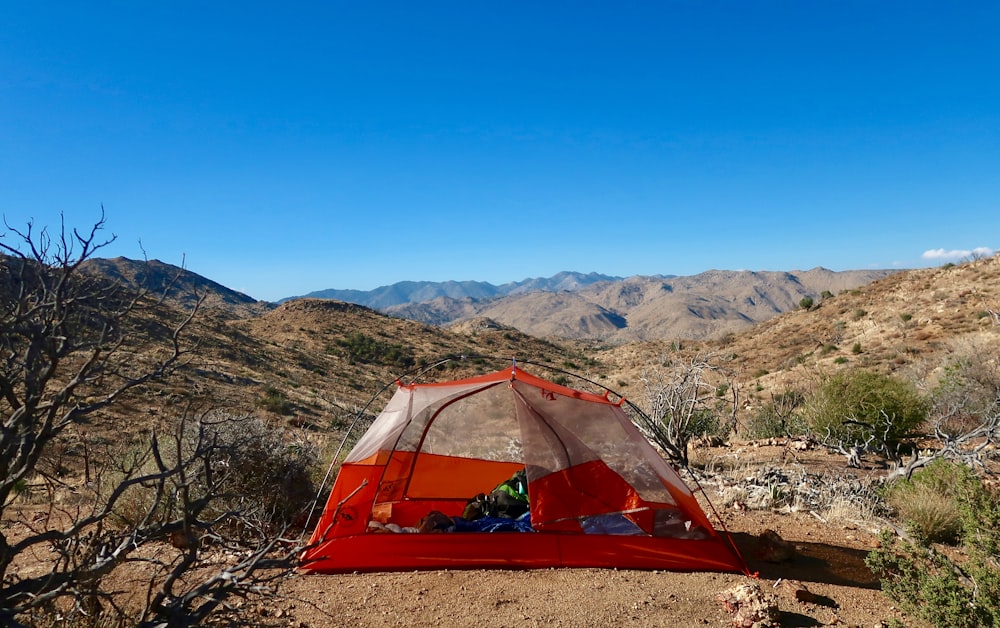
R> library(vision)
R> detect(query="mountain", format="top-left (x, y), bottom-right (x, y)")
top-left (286, 271), bottom-right (622, 308)
top-left (602, 253), bottom-right (1000, 399)
top-left (81, 257), bottom-right (273, 318)
top-left (79, 259), bottom-right (895, 342)
top-left (382, 268), bottom-right (898, 342)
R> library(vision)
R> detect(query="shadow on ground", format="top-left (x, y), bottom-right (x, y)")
top-left (730, 532), bottom-right (881, 589)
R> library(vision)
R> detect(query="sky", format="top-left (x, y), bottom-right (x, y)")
top-left (2, 2), bottom-right (998, 302)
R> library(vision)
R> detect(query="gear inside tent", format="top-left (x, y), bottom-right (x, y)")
top-left (301, 364), bottom-right (748, 574)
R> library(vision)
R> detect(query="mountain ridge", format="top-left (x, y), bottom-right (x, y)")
top-left (285, 271), bottom-right (624, 308)
top-left (380, 267), bottom-right (898, 342)
top-left (71, 258), bottom-right (898, 342)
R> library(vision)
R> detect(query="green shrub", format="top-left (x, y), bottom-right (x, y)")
top-left (803, 370), bottom-right (927, 453)
top-left (686, 409), bottom-right (727, 439)
top-left (337, 332), bottom-right (415, 368)
top-left (852, 342), bottom-right (862, 355)
top-left (868, 466), bottom-right (1000, 627)
top-left (799, 296), bottom-right (814, 310)
top-left (743, 391), bottom-right (807, 439)
top-left (744, 409), bottom-right (808, 439)
top-left (257, 385), bottom-right (292, 415)
top-left (884, 460), bottom-right (965, 543)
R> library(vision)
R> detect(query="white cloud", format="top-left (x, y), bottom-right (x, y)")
top-left (921, 246), bottom-right (995, 261)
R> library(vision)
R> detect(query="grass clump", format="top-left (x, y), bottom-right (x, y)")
top-left (883, 459), bottom-right (964, 544)
top-left (868, 463), bottom-right (1000, 627)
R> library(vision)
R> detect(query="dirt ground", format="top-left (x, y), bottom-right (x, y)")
top-left (265, 504), bottom-right (902, 627)
top-left (8, 445), bottom-right (913, 627)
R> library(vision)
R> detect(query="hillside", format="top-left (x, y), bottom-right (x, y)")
top-left (81, 257), bottom-right (273, 318)
top-left (34, 254), bottom-right (989, 459)
top-left (383, 268), bottom-right (896, 341)
top-left (603, 255), bottom-right (1000, 418)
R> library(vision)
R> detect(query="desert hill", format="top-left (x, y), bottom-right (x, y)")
top-left (603, 254), bottom-right (1000, 415)
top-left (84, 257), bottom-right (894, 343)
top-left (80, 256), bottom-right (273, 318)
top-left (384, 267), bottom-right (896, 341)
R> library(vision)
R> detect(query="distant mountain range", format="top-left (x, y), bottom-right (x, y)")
top-left (284, 268), bottom-right (898, 342)
top-left (284, 271), bottom-right (626, 309)
top-left (57, 257), bottom-right (902, 341)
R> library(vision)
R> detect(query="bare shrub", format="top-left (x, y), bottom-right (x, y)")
top-left (707, 464), bottom-right (887, 526)
top-left (184, 411), bottom-right (319, 536)
top-left (634, 352), bottom-right (738, 466)
top-left (0, 215), bottom-right (310, 626)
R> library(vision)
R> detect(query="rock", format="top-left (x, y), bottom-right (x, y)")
top-left (777, 579), bottom-right (822, 604)
top-left (757, 529), bottom-right (796, 563)
top-left (716, 582), bottom-right (780, 627)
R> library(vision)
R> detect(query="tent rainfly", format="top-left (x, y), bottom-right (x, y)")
top-left (301, 365), bottom-right (749, 574)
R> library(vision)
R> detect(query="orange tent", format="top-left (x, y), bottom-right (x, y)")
top-left (301, 365), bottom-right (748, 574)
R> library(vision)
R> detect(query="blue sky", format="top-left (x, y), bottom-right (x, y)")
top-left (2, 2), bottom-right (997, 302)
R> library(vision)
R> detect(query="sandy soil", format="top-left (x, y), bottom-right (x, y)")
top-left (261, 508), bottom-right (903, 628)
top-left (8, 446), bottom-right (912, 627)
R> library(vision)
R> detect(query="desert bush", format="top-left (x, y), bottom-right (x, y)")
top-left (337, 332), bottom-right (415, 368)
top-left (867, 467), bottom-right (1000, 627)
top-left (189, 412), bottom-right (319, 534)
top-left (257, 385), bottom-right (293, 415)
top-left (928, 350), bottom-right (1000, 437)
top-left (883, 459), bottom-right (964, 543)
top-left (804, 370), bottom-right (928, 460)
top-left (112, 413), bottom-right (319, 538)
top-left (0, 216), bottom-right (307, 626)
top-left (743, 391), bottom-right (807, 439)
top-left (687, 408), bottom-right (727, 439)
top-left (799, 296), bottom-right (814, 310)
top-left (635, 352), bottom-right (737, 466)
top-left (744, 407), bottom-right (808, 440)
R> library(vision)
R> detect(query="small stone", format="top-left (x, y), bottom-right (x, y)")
top-left (757, 529), bottom-right (796, 563)
top-left (778, 579), bottom-right (822, 604)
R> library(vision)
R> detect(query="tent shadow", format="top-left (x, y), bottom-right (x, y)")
top-left (728, 532), bottom-right (882, 590)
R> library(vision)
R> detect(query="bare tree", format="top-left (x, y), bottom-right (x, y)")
top-left (0, 215), bottom-right (311, 625)
top-left (635, 352), bottom-right (736, 466)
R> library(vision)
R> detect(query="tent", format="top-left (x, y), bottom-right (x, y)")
top-left (301, 365), bottom-right (748, 574)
